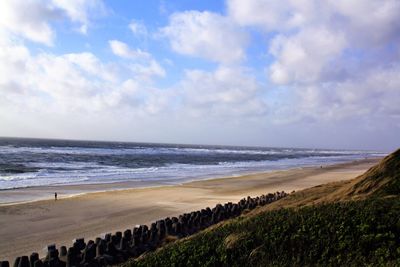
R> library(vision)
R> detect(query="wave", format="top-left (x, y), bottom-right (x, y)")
top-left (0, 139), bottom-right (386, 190)
top-left (0, 153), bottom-right (384, 190)
top-left (0, 145), bottom-right (383, 157)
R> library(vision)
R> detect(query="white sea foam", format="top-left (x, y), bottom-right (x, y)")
top-left (0, 139), bottom-right (387, 191)
top-left (0, 145), bottom-right (382, 156)
top-left (0, 153), bottom-right (384, 190)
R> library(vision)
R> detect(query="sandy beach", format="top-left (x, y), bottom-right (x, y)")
top-left (0, 158), bottom-right (379, 261)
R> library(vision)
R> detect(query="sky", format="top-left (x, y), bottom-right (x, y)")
top-left (0, 0), bottom-right (399, 151)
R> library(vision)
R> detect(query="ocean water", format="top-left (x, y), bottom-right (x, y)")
top-left (0, 137), bottom-right (386, 190)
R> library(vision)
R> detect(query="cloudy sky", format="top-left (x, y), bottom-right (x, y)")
top-left (0, 0), bottom-right (399, 151)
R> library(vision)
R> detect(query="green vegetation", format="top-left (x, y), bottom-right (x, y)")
top-left (121, 150), bottom-right (400, 266)
top-left (125, 197), bottom-right (400, 267)
top-left (346, 149), bottom-right (400, 198)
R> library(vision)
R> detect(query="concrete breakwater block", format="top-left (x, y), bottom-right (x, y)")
top-left (29, 254), bottom-right (39, 267)
top-left (18, 256), bottom-right (29, 267)
top-left (2, 191), bottom-right (288, 267)
top-left (13, 257), bottom-right (20, 267)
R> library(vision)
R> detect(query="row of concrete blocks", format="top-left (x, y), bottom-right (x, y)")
top-left (0, 191), bottom-right (288, 267)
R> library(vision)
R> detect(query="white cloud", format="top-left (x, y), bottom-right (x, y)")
top-left (227, 0), bottom-right (315, 30)
top-left (228, 0), bottom-right (400, 42)
top-left (129, 20), bottom-right (148, 37)
top-left (161, 10), bottom-right (248, 63)
top-left (179, 66), bottom-right (267, 117)
top-left (226, 0), bottom-right (400, 132)
top-left (109, 40), bottom-right (165, 80)
top-left (65, 52), bottom-right (117, 82)
top-left (1, 1), bottom-right (399, 149)
top-left (51, 0), bottom-right (106, 34)
top-left (0, 40), bottom-right (165, 115)
top-left (109, 40), bottom-right (151, 60)
top-left (268, 27), bottom-right (347, 84)
top-left (130, 60), bottom-right (166, 80)
top-left (327, 0), bottom-right (400, 46)
top-left (0, 0), bottom-right (106, 45)
top-left (269, 64), bottom-right (400, 127)
top-left (0, 0), bottom-right (58, 45)
top-left (228, 0), bottom-right (400, 83)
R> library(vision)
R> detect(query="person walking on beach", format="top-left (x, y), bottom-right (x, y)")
top-left (55, 192), bottom-right (57, 201)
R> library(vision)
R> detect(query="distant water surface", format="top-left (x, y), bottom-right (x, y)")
top-left (0, 138), bottom-right (386, 190)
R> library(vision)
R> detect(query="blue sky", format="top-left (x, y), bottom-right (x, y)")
top-left (0, 0), bottom-right (399, 151)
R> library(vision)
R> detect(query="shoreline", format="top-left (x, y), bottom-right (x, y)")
top-left (0, 158), bottom-right (381, 206)
top-left (0, 158), bottom-right (380, 261)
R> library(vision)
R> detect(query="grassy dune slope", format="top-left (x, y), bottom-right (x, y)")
top-left (254, 148), bottom-right (400, 211)
top-left (123, 149), bottom-right (400, 267)
top-left (332, 148), bottom-right (400, 198)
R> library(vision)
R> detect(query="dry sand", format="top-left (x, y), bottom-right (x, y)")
top-left (0, 158), bottom-right (379, 261)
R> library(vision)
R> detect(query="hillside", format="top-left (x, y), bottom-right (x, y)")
top-left (126, 197), bottom-right (400, 267)
top-left (124, 149), bottom-right (400, 266)
top-left (332, 148), bottom-right (400, 198)
top-left (253, 148), bottom-right (400, 211)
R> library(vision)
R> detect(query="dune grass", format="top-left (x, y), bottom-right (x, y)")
top-left (122, 149), bottom-right (400, 266)
top-left (123, 196), bottom-right (400, 267)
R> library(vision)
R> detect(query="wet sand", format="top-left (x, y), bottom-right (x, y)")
top-left (0, 158), bottom-right (379, 261)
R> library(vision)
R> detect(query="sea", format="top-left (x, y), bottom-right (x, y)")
top-left (0, 137), bottom-right (386, 190)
